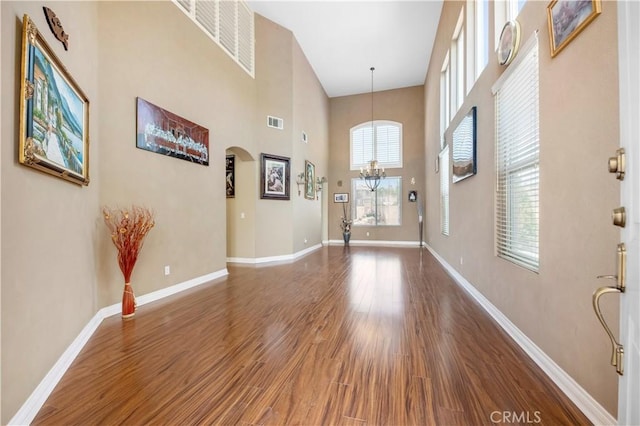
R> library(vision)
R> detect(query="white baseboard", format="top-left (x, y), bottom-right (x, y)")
top-left (8, 268), bottom-right (228, 426)
top-left (227, 243), bottom-right (322, 264)
top-left (326, 239), bottom-right (422, 247)
top-left (424, 244), bottom-right (616, 426)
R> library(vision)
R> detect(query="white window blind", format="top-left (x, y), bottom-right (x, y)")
top-left (440, 146), bottom-right (450, 236)
top-left (350, 121), bottom-right (403, 170)
top-left (174, 0), bottom-right (255, 77)
top-left (493, 32), bottom-right (539, 272)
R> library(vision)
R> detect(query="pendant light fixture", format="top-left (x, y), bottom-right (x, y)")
top-left (359, 66), bottom-right (386, 191)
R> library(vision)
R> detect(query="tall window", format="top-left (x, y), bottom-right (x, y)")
top-left (495, 0), bottom-right (526, 48)
top-left (450, 10), bottom-right (465, 116)
top-left (175, 0), bottom-right (255, 76)
top-left (475, 0), bottom-right (489, 81)
top-left (440, 54), bottom-right (450, 149)
top-left (350, 121), bottom-right (403, 170)
top-left (439, 146), bottom-right (450, 236)
top-left (493, 33), bottom-right (539, 272)
top-left (352, 177), bottom-right (402, 226)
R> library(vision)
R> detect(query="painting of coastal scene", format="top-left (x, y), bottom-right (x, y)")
top-left (136, 97), bottom-right (209, 166)
top-left (19, 17), bottom-right (90, 187)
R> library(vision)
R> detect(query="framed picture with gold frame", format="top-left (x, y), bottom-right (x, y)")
top-left (19, 14), bottom-right (90, 185)
top-left (304, 160), bottom-right (316, 200)
top-left (547, 0), bottom-right (602, 57)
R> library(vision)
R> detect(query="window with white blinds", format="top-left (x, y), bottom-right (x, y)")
top-left (350, 121), bottom-right (403, 170)
top-left (493, 32), bottom-right (539, 272)
top-left (175, 0), bottom-right (255, 76)
top-left (439, 146), bottom-right (450, 236)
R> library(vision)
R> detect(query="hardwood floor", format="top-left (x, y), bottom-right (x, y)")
top-left (33, 246), bottom-right (591, 425)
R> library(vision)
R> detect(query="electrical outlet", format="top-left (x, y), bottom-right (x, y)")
top-left (460, 257), bottom-right (464, 265)
top-left (366, 232), bottom-right (370, 237)
top-left (240, 212), bottom-right (245, 219)
top-left (304, 238), bottom-right (308, 244)
top-left (164, 265), bottom-right (170, 276)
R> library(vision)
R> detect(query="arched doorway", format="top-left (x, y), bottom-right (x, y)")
top-left (225, 146), bottom-right (256, 261)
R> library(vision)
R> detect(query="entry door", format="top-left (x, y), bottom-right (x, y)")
top-left (617, 2), bottom-right (640, 424)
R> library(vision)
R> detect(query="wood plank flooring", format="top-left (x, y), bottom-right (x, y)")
top-left (32, 246), bottom-right (591, 425)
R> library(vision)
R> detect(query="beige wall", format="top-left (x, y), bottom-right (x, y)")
top-left (97, 0), bottom-right (252, 306)
top-left (292, 38), bottom-right (330, 252)
top-left (329, 86), bottom-right (425, 242)
top-left (1, 1), bottom-right (100, 421)
top-left (424, 0), bottom-right (620, 416)
top-left (1, 2), bottom-right (328, 422)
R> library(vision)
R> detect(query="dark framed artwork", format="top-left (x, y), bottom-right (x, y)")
top-left (260, 153), bottom-right (290, 200)
top-left (136, 97), bottom-right (209, 165)
top-left (334, 193), bottom-right (349, 203)
top-left (452, 106), bottom-right (477, 183)
top-left (547, 0), bottom-right (601, 57)
top-left (226, 155), bottom-right (235, 198)
top-left (19, 14), bottom-right (90, 185)
top-left (304, 160), bottom-right (316, 200)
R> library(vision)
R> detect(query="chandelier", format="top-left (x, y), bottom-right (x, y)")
top-left (359, 67), bottom-right (386, 192)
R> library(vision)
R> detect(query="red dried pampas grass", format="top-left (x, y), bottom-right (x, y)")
top-left (103, 205), bottom-right (155, 318)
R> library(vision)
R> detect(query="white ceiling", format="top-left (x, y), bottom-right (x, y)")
top-left (247, 1), bottom-right (444, 98)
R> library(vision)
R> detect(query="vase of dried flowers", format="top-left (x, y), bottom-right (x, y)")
top-left (103, 205), bottom-right (155, 319)
top-left (340, 202), bottom-right (352, 245)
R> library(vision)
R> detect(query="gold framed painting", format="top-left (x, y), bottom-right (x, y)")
top-left (547, 0), bottom-right (602, 57)
top-left (19, 14), bottom-right (90, 185)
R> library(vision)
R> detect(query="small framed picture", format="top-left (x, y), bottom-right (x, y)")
top-left (260, 153), bottom-right (290, 200)
top-left (547, 0), bottom-right (602, 57)
top-left (226, 155), bottom-right (235, 198)
top-left (408, 190), bottom-right (417, 202)
top-left (304, 160), bottom-right (315, 200)
top-left (334, 193), bottom-right (349, 203)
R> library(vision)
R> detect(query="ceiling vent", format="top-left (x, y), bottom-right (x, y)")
top-left (267, 115), bottom-right (284, 130)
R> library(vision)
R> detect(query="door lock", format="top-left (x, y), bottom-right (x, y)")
top-left (597, 243), bottom-right (626, 291)
top-left (612, 207), bottom-right (626, 228)
top-left (608, 148), bottom-right (625, 180)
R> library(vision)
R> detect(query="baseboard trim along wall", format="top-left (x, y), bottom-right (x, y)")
top-left (8, 268), bottom-right (229, 426)
top-left (424, 244), bottom-right (616, 426)
top-left (227, 243), bottom-right (322, 264)
top-left (325, 239), bottom-right (422, 247)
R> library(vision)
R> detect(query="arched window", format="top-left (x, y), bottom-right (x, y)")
top-left (350, 120), bottom-right (402, 170)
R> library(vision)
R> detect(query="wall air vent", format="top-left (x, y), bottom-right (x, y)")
top-left (267, 115), bottom-right (284, 130)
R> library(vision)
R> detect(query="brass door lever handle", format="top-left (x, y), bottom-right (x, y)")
top-left (592, 286), bottom-right (624, 375)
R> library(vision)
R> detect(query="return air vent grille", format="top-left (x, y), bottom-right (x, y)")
top-left (267, 116), bottom-right (284, 130)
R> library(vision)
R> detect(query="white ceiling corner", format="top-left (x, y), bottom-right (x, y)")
top-left (247, 0), bottom-right (444, 98)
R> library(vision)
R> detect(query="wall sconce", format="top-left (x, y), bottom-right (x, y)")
top-left (296, 172), bottom-right (305, 196)
top-left (316, 176), bottom-right (327, 199)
